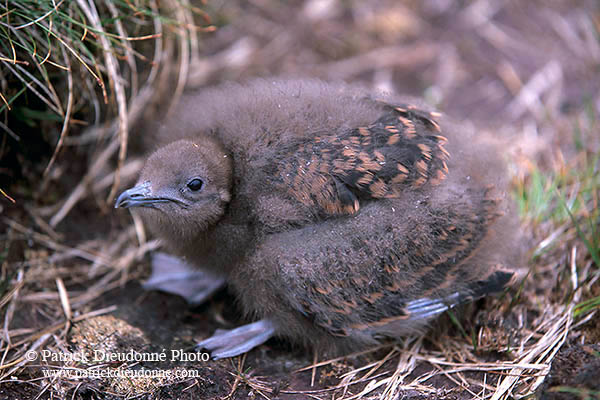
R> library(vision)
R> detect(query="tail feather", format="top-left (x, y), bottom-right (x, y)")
top-left (405, 269), bottom-right (514, 320)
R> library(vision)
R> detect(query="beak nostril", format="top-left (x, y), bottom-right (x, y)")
top-left (115, 181), bottom-right (175, 209)
top-left (115, 183), bottom-right (153, 208)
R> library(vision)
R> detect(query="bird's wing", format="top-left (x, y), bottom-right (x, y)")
top-left (274, 103), bottom-right (450, 215)
top-left (242, 186), bottom-right (512, 339)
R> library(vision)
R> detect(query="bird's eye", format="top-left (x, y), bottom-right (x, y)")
top-left (187, 178), bottom-right (204, 191)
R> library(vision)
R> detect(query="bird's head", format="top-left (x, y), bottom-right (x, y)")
top-left (115, 138), bottom-right (232, 242)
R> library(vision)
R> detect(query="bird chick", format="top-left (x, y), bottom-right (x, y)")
top-left (116, 79), bottom-right (520, 359)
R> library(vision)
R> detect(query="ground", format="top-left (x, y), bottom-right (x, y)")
top-left (1, 1), bottom-right (599, 399)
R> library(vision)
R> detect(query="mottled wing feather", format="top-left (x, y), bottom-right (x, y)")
top-left (276, 103), bottom-right (450, 216)
top-left (292, 188), bottom-right (509, 337)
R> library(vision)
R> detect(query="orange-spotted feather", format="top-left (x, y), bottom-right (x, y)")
top-left (275, 103), bottom-right (450, 216)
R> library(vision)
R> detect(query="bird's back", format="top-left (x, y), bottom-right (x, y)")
top-left (163, 80), bottom-right (450, 224)
top-left (155, 79), bottom-right (515, 230)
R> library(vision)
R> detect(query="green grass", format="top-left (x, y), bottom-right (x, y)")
top-left (513, 106), bottom-right (599, 321)
top-left (0, 0), bottom-right (214, 195)
top-left (0, 0), bottom-right (213, 138)
top-left (515, 159), bottom-right (599, 229)
top-left (1, 1), bottom-right (150, 117)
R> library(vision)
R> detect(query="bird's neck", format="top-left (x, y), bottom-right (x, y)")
top-left (168, 221), bottom-right (252, 276)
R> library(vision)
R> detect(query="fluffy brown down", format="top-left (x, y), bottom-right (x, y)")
top-left (130, 78), bottom-right (521, 354)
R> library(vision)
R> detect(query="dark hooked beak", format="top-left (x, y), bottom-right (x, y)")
top-left (115, 181), bottom-right (171, 209)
